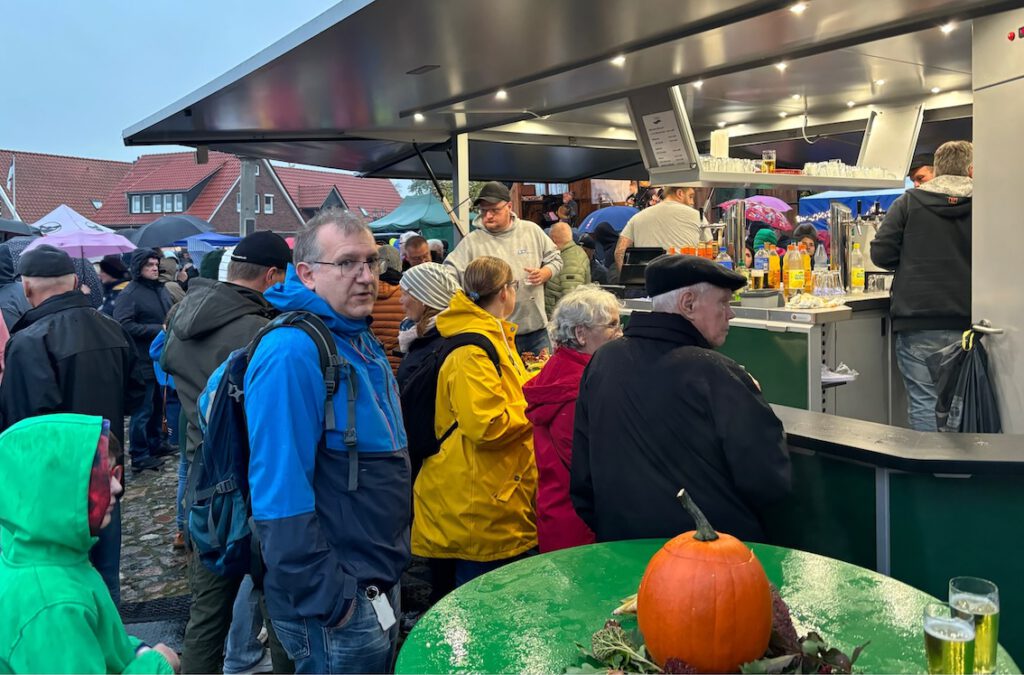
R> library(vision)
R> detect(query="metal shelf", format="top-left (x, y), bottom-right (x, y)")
top-left (654, 168), bottom-right (905, 191)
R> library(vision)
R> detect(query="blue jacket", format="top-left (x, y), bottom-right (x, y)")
top-left (244, 266), bottom-right (411, 624)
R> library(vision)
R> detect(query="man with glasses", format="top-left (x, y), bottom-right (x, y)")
top-left (243, 208), bottom-right (410, 673)
top-left (402, 235), bottom-right (432, 269)
top-left (445, 181), bottom-right (563, 357)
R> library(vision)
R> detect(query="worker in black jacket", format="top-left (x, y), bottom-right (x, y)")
top-left (571, 255), bottom-right (791, 543)
top-left (115, 248), bottom-right (173, 472)
top-left (0, 244), bottom-right (147, 605)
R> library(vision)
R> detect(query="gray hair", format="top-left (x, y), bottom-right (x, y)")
top-left (294, 207), bottom-right (371, 266)
top-left (227, 260), bottom-right (272, 283)
top-left (548, 285), bottom-right (621, 349)
top-left (933, 141), bottom-right (973, 177)
top-left (650, 282), bottom-right (713, 313)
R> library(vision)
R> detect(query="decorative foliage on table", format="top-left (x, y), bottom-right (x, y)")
top-left (569, 619), bottom-right (664, 674)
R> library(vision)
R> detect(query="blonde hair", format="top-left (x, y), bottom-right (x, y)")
top-left (933, 140), bottom-right (973, 177)
top-left (463, 256), bottom-right (513, 305)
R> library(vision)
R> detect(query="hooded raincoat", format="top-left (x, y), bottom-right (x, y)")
top-left (0, 414), bottom-right (173, 673)
top-left (411, 290), bottom-right (538, 562)
top-left (523, 347), bottom-right (596, 553)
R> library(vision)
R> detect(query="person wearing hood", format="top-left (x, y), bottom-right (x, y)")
top-left (871, 140), bottom-right (974, 432)
top-left (0, 414), bottom-right (178, 674)
top-left (371, 244), bottom-right (405, 374)
top-left (99, 254), bottom-right (131, 317)
top-left (160, 231), bottom-right (291, 674)
top-left (571, 255), bottom-right (791, 544)
top-left (115, 248), bottom-right (174, 472)
top-left (412, 256), bottom-right (538, 587)
top-left (159, 256), bottom-right (186, 304)
top-left (394, 262), bottom-right (461, 389)
top-left (444, 181), bottom-right (562, 358)
top-left (0, 245), bottom-right (147, 605)
top-left (524, 285), bottom-right (620, 553)
top-left (578, 235), bottom-right (609, 285)
top-left (244, 209), bottom-right (410, 674)
top-left (0, 242), bottom-right (30, 329)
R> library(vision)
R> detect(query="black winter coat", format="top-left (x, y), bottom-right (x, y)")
top-left (114, 251), bottom-right (172, 378)
top-left (0, 244), bottom-right (30, 330)
top-left (0, 291), bottom-right (146, 448)
top-left (395, 327), bottom-right (443, 391)
top-left (571, 311), bottom-right (791, 543)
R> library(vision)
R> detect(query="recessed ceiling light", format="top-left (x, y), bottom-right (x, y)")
top-left (940, 22), bottom-right (957, 34)
top-left (495, 89), bottom-right (508, 100)
top-left (779, 112), bottom-right (789, 118)
top-left (413, 112), bottom-right (425, 122)
top-left (692, 79), bottom-right (704, 89)
top-left (874, 79), bottom-right (886, 86)
top-left (846, 100), bottom-right (856, 108)
top-left (775, 62), bottom-right (788, 72)
top-left (791, 94), bottom-right (801, 100)
top-left (931, 87), bottom-right (942, 94)
top-left (611, 55), bottom-right (626, 67)
top-left (717, 121), bottom-right (727, 128)
top-left (790, 2), bottom-right (808, 14)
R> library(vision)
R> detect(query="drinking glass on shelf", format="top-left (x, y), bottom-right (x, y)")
top-left (761, 149), bottom-right (777, 174)
top-left (950, 577), bottom-right (1000, 674)
top-left (924, 602), bottom-right (976, 675)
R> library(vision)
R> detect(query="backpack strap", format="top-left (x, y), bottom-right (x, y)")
top-left (435, 333), bottom-right (503, 446)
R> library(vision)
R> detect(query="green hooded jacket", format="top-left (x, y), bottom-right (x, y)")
top-left (0, 414), bottom-right (173, 674)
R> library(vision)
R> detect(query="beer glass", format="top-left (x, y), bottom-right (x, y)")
top-left (950, 577), bottom-right (1000, 674)
top-left (762, 149), bottom-right (777, 174)
top-left (924, 602), bottom-right (976, 674)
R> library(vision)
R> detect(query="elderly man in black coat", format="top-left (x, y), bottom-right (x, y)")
top-left (115, 248), bottom-right (173, 473)
top-left (571, 255), bottom-right (791, 543)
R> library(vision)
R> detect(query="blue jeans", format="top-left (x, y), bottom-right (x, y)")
top-left (895, 330), bottom-right (962, 432)
top-left (166, 390), bottom-right (181, 446)
top-left (129, 378), bottom-right (161, 462)
top-left (514, 328), bottom-right (552, 360)
top-left (176, 450), bottom-right (190, 533)
top-left (270, 585), bottom-right (400, 674)
top-left (223, 576), bottom-right (267, 674)
top-left (90, 499), bottom-right (121, 606)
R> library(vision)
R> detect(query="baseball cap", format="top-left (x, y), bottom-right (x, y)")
top-left (474, 181), bottom-right (512, 206)
top-left (230, 231), bottom-right (292, 270)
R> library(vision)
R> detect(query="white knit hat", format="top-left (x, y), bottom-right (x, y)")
top-left (399, 262), bottom-right (460, 310)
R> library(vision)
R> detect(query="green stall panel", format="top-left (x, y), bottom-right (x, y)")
top-left (763, 451), bottom-right (877, 570)
top-left (889, 472), bottom-right (1024, 663)
top-left (720, 326), bottom-right (810, 409)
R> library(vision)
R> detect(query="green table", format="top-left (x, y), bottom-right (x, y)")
top-left (396, 540), bottom-right (1019, 674)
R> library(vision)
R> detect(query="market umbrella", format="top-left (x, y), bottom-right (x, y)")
top-left (578, 206), bottom-right (639, 234)
top-left (24, 230), bottom-right (136, 258)
top-left (0, 218), bottom-right (33, 236)
top-left (131, 215), bottom-right (212, 248)
top-left (718, 201), bottom-right (792, 232)
top-left (718, 195), bottom-right (792, 212)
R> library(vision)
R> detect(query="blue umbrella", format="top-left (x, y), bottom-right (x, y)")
top-left (578, 206), bottom-right (638, 234)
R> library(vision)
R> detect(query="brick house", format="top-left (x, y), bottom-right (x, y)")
top-left (0, 149), bottom-right (401, 234)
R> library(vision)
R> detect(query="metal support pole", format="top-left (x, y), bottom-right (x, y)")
top-left (239, 157), bottom-right (258, 237)
top-left (451, 133), bottom-right (470, 245)
top-left (412, 142), bottom-right (466, 238)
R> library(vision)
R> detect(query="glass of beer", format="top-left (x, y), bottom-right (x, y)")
top-left (924, 602), bottom-right (975, 674)
top-left (762, 149), bottom-right (777, 174)
top-left (950, 577), bottom-right (1000, 674)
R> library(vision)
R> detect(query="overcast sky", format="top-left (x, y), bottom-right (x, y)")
top-left (1, 0), bottom-right (340, 162)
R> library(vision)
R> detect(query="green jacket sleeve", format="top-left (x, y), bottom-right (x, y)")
top-left (8, 603), bottom-right (174, 674)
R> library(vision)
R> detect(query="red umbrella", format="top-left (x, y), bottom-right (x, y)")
top-left (718, 201), bottom-right (793, 232)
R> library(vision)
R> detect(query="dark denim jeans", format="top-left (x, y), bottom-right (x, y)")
top-left (129, 377), bottom-right (162, 462)
top-left (89, 499), bottom-right (121, 606)
top-left (514, 328), bottom-right (552, 360)
top-left (270, 585), bottom-right (400, 674)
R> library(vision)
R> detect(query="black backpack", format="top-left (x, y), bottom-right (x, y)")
top-left (399, 333), bottom-right (501, 477)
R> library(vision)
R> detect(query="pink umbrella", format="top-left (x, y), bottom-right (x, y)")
top-left (25, 230), bottom-right (136, 259)
top-left (717, 195), bottom-right (792, 212)
top-left (717, 201), bottom-right (793, 232)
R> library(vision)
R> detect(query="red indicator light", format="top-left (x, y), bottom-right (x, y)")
top-left (1010, 31), bottom-right (1017, 41)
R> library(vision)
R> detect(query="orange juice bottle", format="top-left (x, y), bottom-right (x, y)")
top-left (783, 244), bottom-right (805, 299)
top-left (766, 242), bottom-right (781, 289)
top-left (799, 243), bottom-right (812, 284)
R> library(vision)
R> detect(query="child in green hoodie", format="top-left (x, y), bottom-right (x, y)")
top-left (0, 414), bottom-right (178, 673)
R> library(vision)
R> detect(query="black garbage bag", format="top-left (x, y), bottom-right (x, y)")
top-left (926, 337), bottom-right (1002, 433)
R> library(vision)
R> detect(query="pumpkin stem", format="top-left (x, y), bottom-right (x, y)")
top-left (677, 489), bottom-right (719, 541)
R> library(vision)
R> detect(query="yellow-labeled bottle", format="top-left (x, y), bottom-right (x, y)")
top-left (783, 244), bottom-right (805, 300)
top-left (850, 243), bottom-right (865, 294)
top-left (767, 243), bottom-right (781, 289)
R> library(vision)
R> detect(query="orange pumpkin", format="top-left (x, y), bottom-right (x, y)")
top-left (637, 490), bottom-right (772, 673)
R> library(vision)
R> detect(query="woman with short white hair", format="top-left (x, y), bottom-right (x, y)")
top-left (523, 285), bottom-right (622, 552)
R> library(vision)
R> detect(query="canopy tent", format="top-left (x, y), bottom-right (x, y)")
top-left (30, 204), bottom-right (113, 235)
top-left (170, 231), bottom-right (242, 267)
top-left (798, 188), bottom-right (908, 232)
top-left (369, 195), bottom-right (455, 248)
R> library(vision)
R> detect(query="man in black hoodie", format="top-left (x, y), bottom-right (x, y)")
top-left (115, 248), bottom-right (173, 471)
top-left (871, 140), bottom-right (973, 432)
top-left (0, 242), bottom-right (30, 330)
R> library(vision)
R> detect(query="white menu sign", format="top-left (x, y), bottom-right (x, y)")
top-left (641, 110), bottom-right (689, 167)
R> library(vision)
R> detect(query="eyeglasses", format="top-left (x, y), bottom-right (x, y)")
top-left (312, 258), bottom-right (386, 277)
top-left (507, 280), bottom-right (520, 291)
top-left (472, 203), bottom-right (509, 217)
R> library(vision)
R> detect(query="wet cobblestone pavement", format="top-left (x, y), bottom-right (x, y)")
top-left (120, 454), bottom-right (189, 605)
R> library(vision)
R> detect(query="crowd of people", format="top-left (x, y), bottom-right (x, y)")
top-left (0, 178), bottom-right (801, 674)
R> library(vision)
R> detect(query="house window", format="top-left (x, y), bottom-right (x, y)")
top-left (236, 192), bottom-right (240, 213)
top-left (264, 194), bottom-right (274, 214)
top-left (174, 194), bottom-right (184, 212)
top-left (255, 164), bottom-right (260, 176)
top-left (142, 195), bottom-right (152, 213)
top-left (163, 194), bottom-right (173, 213)
top-left (153, 194), bottom-right (163, 213)
top-left (131, 195), bottom-right (141, 213)
top-left (254, 193), bottom-right (261, 214)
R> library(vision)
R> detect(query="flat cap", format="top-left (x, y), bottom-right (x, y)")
top-left (645, 253), bottom-right (747, 296)
top-left (18, 244), bottom-right (76, 278)
top-left (474, 181), bottom-right (511, 205)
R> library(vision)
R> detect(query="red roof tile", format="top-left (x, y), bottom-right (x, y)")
top-left (0, 150), bottom-right (132, 223)
top-left (273, 165), bottom-right (400, 214)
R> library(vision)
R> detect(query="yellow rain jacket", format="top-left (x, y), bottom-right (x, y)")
top-left (411, 290), bottom-right (538, 561)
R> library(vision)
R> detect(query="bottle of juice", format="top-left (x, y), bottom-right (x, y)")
top-left (799, 243), bottom-right (812, 281)
top-left (783, 244), bottom-right (805, 300)
top-left (850, 243), bottom-right (865, 294)
top-left (767, 243), bottom-right (781, 289)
